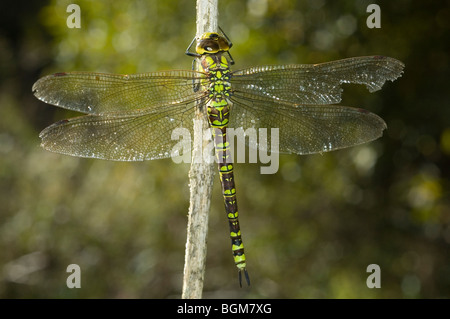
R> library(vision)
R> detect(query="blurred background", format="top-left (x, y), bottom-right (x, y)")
top-left (1, 0), bottom-right (449, 298)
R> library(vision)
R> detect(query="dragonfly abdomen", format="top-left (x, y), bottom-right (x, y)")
top-left (211, 125), bottom-right (249, 286)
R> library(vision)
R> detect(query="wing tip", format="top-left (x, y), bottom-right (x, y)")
top-left (343, 56), bottom-right (403, 93)
top-left (32, 72), bottom-right (68, 95)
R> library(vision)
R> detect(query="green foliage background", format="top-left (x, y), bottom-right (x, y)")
top-left (1, 0), bottom-right (449, 298)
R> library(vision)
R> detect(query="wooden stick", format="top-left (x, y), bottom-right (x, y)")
top-left (181, 0), bottom-right (218, 300)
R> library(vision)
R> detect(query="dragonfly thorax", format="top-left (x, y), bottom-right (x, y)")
top-left (201, 54), bottom-right (232, 103)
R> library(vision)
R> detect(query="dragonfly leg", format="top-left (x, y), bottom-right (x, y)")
top-left (218, 27), bottom-right (235, 65)
top-left (185, 35), bottom-right (201, 58)
top-left (218, 26), bottom-right (233, 48)
top-left (190, 59), bottom-right (201, 92)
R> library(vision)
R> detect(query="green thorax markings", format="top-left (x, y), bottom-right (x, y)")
top-left (201, 54), bottom-right (232, 128)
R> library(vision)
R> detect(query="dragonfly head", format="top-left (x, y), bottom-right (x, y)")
top-left (196, 32), bottom-right (231, 55)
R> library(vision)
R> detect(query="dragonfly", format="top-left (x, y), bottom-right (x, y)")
top-left (32, 30), bottom-right (404, 287)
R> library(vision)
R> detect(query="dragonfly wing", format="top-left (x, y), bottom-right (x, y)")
top-left (32, 70), bottom-right (205, 115)
top-left (232, 56), bottom-right (404, 105)
top-left (229, 95), bottom-right (386, 155)
top-left (39, 102), bottom-right (198, 161)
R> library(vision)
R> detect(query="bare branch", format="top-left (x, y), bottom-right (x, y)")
top-left (181, 0), bottom-right (218, 300)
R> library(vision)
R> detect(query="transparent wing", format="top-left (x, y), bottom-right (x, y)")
top-left (32, 70), bottom-right (205, 115)
top-left (229, 94), bottom-right (386, 155)
top-left (39, 101), bottom-right (199, 161)
top-left (231, 56), bottom-right (404, 105)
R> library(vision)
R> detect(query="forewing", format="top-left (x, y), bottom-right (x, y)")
top-left (231, 56), bottom-right (404, 105)
top-left (32, 70), bottom-right (205, 115)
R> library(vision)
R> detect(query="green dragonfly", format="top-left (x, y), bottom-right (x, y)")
top-left (33, 30), bottom-right (404, 286)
